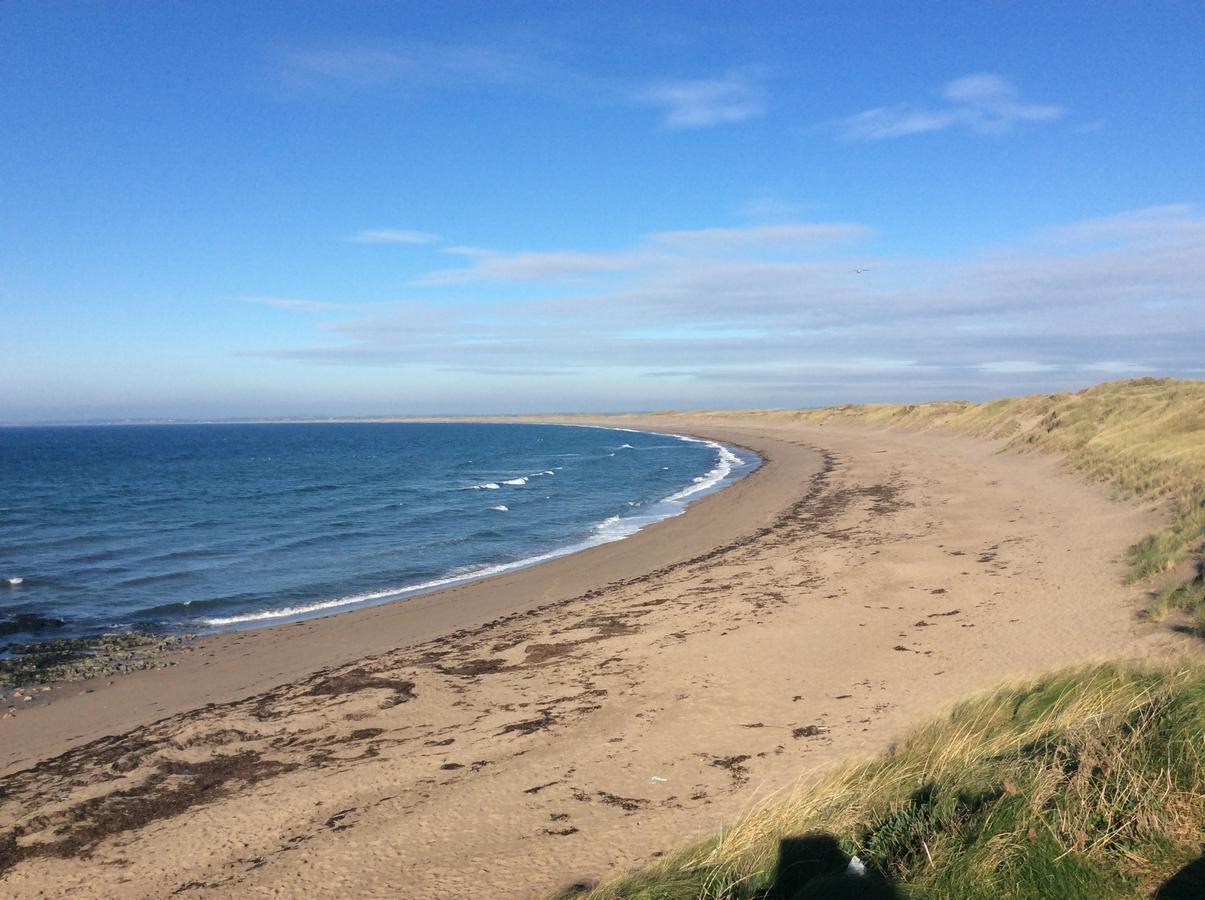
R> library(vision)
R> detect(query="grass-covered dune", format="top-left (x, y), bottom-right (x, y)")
top-left (573, 379), bottom-right (1205, 899)
top-left (563, 662), bottom-right (1205, 900)
top-left (697, 377), bottom-right (1205, 632)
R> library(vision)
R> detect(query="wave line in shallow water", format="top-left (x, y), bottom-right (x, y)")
top-left (200, 430), bottom-right (752, 629)
top-left (201, 515), bottom-right (623, 627)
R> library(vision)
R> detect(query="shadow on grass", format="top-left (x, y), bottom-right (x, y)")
top-left (1154, 855), bottom-right (1205, 899)
top-left (766, 833), bottom-right (902, 900)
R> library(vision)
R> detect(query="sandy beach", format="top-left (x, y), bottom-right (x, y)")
top-left (0, 416), bottom-right (1190, 898)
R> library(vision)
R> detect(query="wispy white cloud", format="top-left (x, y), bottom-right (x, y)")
top-left (1078, 361), bottom-right (1154, 374)
top-left (415, 249), bottom-right (659, 285)
top-left (248, 205), bottom-right (1204, 404)
top-left (409, 220), bottom-right (865, 285)
top-left (277, 41), bottom-right (770, 134)
top-left (283, 48), bottom-right (413, 88)
top-left (636, 70), bottom-right (765, 128)
top-left (245, 296), bottom-right (343, 312)
top-left (648, 222), bottom-right (869, 251)
top-left (978, 361), bottom-right (1058, 374)
top-left (347, 228), bottom-right (442, 245)
top-left (1040, 204), bottom-right (1204, 247)
top-left (838, 73), bottom-right (1064, 140)
top-left (278, 44), bottom-right (540, 91)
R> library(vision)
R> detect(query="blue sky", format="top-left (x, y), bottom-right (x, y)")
top-left (2, 1), bottom-right (1202, 421)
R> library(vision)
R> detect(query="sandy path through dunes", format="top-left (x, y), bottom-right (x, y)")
top-left (0, 419), bottom-right (1189, 898)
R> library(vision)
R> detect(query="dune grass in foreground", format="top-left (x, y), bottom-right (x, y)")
top-left (701, 378), bottom-right (1205, 631)
top-left (564, 662), bottom-right (1205, 900)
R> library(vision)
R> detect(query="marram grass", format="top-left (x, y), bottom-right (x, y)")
top-left (564, 661), bottom-right (1205, 900)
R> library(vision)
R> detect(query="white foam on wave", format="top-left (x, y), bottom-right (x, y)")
top-left (662, 437), bottom-right (743, 503)
top-left (201, 570), bottom-right (490, 627)
top-left (471, 482), bottom-right (501, 490)
top-left (590, 513), bottom-right (654, 542)
top-left (547, 422), bottom-right (749, 506)
top-left (491, 505), bottom-right (509, 512)
top-left (201, 508), bottom-right (641, 629)
top-left (202, 425), bottom-right (753, 630)
top-left (6, 577), bottom-right (23, 586)
top-left (502, 477), bottom-right (528, 486)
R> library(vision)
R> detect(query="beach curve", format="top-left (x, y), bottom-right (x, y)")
top-left (0, 416), bottom-right (1189, 898)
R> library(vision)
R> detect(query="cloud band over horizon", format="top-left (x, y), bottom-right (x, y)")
top-left (240, 204), bottom-right (1204, 408)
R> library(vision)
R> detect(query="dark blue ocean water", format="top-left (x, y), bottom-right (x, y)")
top-left (0, 423), bottom-right (754, 643)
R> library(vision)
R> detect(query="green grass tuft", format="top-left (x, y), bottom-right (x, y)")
top-left (1143, 573), bottom-right (1205, 636)
top-left (563, 662), bottom-right (1205, 900)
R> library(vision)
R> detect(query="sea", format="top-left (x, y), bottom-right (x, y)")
top-left (0, 422), bottom-right (756, 644)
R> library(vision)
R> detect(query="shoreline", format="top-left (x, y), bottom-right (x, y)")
top-left (193, 427), bottom-right (760, 632)
top-left (0, 420), bottom-right (803, 775)
top-left (0, 415), bottom-right (1192, 898)
top-left (1, 423), bottom-right (756, 647)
